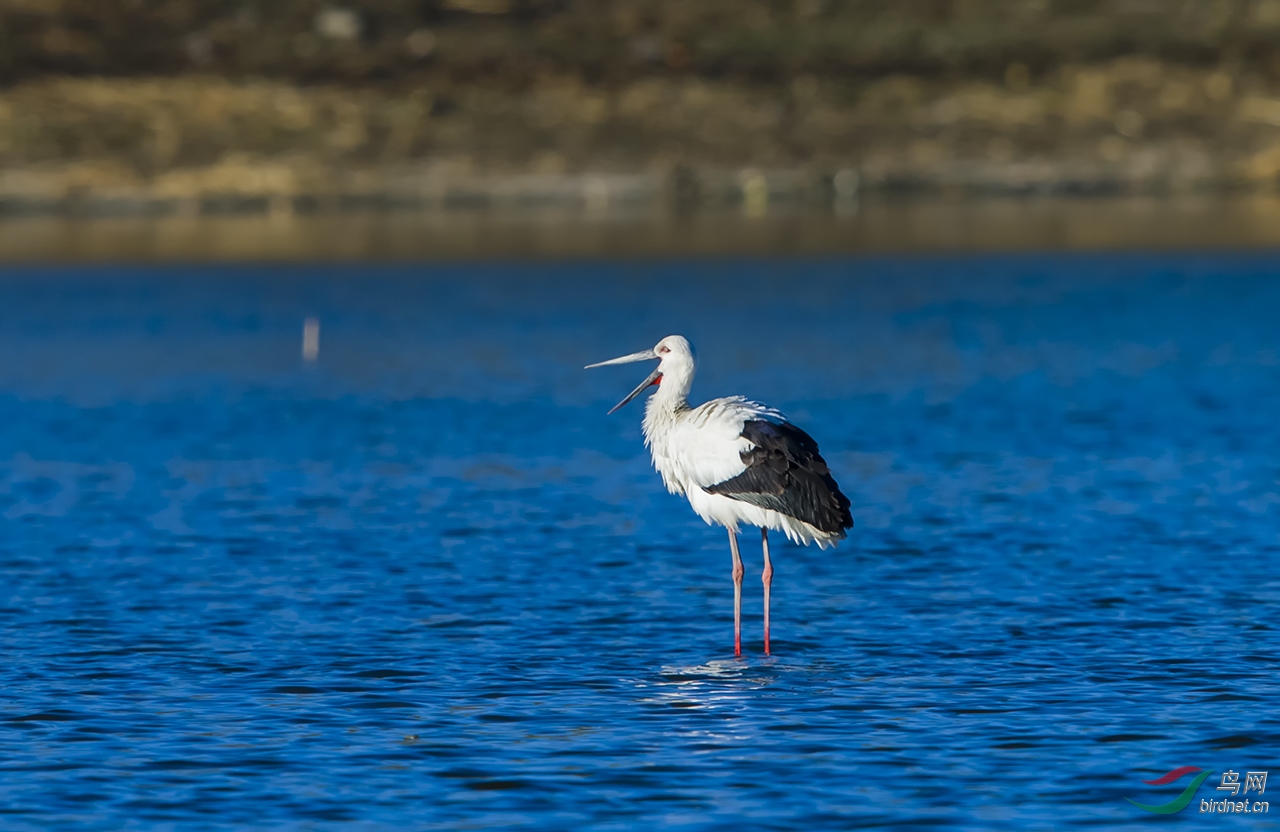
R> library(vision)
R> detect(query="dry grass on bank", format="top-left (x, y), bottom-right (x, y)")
top-left (5, 59), bottom-right (1280, 204)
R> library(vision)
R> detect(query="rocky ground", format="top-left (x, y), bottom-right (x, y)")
top-left (5, 1), bottom-right (1280, 212)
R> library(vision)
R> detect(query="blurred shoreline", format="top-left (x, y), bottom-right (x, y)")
top-left (9, 4), bottom-right (1280, 218)
top-left (6, 195), bottom-right (1280, 262)
top-left (9, 3), bottom-right (1280, 259)
top-left (6, 65), bottom-right (1280, 216)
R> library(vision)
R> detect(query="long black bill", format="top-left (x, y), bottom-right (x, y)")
top-left (584, 348), bottom-right (660, 414)
top-left (605, 366), bottom-right (662, 414)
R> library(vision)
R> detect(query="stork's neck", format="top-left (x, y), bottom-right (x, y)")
top-left (642, 360), bottom-right (693, 442)
top-left (657, 360), bottom-right (694, 411)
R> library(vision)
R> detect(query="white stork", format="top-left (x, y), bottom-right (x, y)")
top-left (586, 334), bottom-right (853, 656)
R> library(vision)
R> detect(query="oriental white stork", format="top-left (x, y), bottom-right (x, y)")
top-left (586, 334), bottom-right (853, 656)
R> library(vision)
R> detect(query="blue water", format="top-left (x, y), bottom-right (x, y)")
top-left (1, 258), bottom-right (1278, 830)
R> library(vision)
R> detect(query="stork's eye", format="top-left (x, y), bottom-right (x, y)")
top-left (657, 345), bottom-right (670, 354)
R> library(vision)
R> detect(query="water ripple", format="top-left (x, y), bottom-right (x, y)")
top-left (0, 258), bottom-right (1277, 829)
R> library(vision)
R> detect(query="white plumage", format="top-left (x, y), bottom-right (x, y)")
top-left (586, 334), bottom-right (853, 656)
top-left (645, 395), bottom-right (836, 547)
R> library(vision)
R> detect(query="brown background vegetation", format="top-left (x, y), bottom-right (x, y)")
top-left (6, 1), bottom-right (1280, 206)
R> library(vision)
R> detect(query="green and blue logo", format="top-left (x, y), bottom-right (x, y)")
top-left (1126, 766), bottom-right (1214, 814)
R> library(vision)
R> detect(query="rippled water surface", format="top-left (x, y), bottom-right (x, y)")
top-left (1, 258), bottom-right (1278, 830)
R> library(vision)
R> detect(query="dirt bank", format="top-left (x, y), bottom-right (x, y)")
top-left (6, 3), bottom-right (1280, 211)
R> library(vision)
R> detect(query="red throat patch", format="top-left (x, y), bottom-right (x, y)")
top-left (651, 374), bottom-right (663, 386)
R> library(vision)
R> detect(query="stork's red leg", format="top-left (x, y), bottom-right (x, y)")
top-left (728, 528), bottom-right (744, 657)
top-left (761, 528), bottom-right (773, 655)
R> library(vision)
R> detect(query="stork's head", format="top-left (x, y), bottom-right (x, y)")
top-left (585, 334), bottom-right (696, 414)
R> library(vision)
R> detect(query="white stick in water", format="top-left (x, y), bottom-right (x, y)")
top-left (302, 317), bottom-right (320, 362)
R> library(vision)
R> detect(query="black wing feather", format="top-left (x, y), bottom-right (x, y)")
top-left (704, 419), bottom-right (853, 535)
